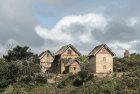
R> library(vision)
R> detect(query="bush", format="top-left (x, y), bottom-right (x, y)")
top-left (76, 70), bottom-right (93, 86)
top-left (73, 78), bottom-right (83, 87)
top-left (4, 85), bottom-right (27, 94)
top-left (35, 75), bottom-right (47, 84)
top-left (0, 79), bottom-right (12, 89)
top-left (0, 60), bottom-right (20, 89)
top-left (57, 77), bottom-right (72, 89)
top-left (20, 75), bottom-right (34, 84)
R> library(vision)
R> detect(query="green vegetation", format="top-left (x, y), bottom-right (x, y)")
top-left (3, 45), bottom-right (39, 64)
top-left (77, 55), bottom-right (88, 70)
top-left (0, 46), bottom-right (47, 93)
top-left (44, 54), bottom-right (140, 94)
top-left (0, 45), bottom-right (140, 94)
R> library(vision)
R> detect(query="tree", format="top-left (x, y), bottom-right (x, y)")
top-left (77, 70), bottom-right (93, 87)
top-left (0, 59), bottom-right (20, 89)
top-left (3, 45), bottom-right (39, 64)
top-left (77, 55), bottom-right (88, 70)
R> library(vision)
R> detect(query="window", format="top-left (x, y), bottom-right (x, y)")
top-left (47, 54), bottom-right (49, 57)
top-left (67, 49), bottom-right (72, 55)
top-left (103, 65), bottom-right (106, 70)
top-left (73, 67), bottom-right (76, 70)
top-left (103, 57), bottom-right (106, 62)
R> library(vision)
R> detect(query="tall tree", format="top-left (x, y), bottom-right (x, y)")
top-left (3, 45), bottom-right (39, 64)
top-left (3, 45), bottom-right (40, 76)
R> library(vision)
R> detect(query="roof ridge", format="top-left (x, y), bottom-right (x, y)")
top-left (55, 44), bottom-right (81, 56)
top-left (39, 50), bottom-right (54, 59)
top-left (88, 44), bottom-right (115, 56)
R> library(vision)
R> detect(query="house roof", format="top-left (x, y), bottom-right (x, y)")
top-left (65, 59), bottom-right (80, 67)
top-left (88, 44), bottom-right (115, 56)
top-left (39, 50), bottom-right (54, 59)
top-left (55, 44), bottom-right (81, 56)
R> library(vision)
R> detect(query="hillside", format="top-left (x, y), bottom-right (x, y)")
top-left (0, 46), bottom-right (140, 94)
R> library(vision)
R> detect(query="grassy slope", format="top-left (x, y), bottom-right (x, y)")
top-left (1, 55), bottom-right (140, 94)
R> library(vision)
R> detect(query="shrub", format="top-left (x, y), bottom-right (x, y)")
top-left (0, 60), bottom-right (20, 89)
top-left (35, 75), bottom-right (47, 84)
top-left (76, 70), bottom-right (93, 86)
top-left (57, 77), bottom-right (72, 89)
top-left (20, 75), bottom-right (34, 84)
top-left (73, 78), bottom-right (82, 87)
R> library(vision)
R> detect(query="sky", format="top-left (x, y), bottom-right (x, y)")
top-left (0, 0), bottom-right (140, 57)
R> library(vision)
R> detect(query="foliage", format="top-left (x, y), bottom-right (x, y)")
top-left (57, 75), bottom-right (73, 89)
top-left (56, 53), bottom-right (140, 94)
top-left (35, 75), bottom-right (47, 84)
top-left (0, 45), bottom-right (42, 93)
top-left (0, 60), bottom-right (20, 90)
top-left (73, 70), bottom-right (93, 87)
top-left (4, 85), bottom-right (27, 94)
top-left (20, 76), bottom-right (34, 85)
top-left (1, 48), bottom-right (140, 94)
top-left (113, 53), bottom-right (140, 72)
top-left (3, 45), bottom-right (39, 64)
top-left (77, 55), bottom-right (88, 70)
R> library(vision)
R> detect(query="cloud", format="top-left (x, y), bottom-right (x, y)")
top-left (126, 17), bottom-right (138, 27)
top-left (108, 40), bottom-right (140, 56)
top-left (0, 0), bottom-right (140, 57)
top-left (35, 12), bottom-right (140, 56)
top-left (0, 0), bottom-right (44, 49)
top-left (35, 13), bottom-right (108, 44)
top-left (34, 0), bottom-right (77, 4)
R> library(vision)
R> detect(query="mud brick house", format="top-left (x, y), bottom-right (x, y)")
top-left (39, 50), bottom-right (54, 73)
top-left (86, 44), bottom-right (115, 74)
top-left (52, 44), bottom-right (81, 74)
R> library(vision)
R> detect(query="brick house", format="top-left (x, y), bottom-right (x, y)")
top-left (52, 44), bottom-right (81, 74)
top-left (39, 50), bottom-right (54, 73)
top-left (86, 44), bottom-right (115, 73)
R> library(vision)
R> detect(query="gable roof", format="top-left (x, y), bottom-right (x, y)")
top-left (39, 50), bottom-right (54, 59)
top-left (88, 44), bottom-right (115, 56)
top-left (55, 44), bottom-right (81, 56)
top-left (65, 59), bottom-right (80, 67)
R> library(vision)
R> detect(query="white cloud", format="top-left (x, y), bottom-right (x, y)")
top-left (35, 25), bottom-right (72, 42)
top-left (35, 13), bottom-right (108, 44)
top-left (127, 17), bottom-right (138, 27)
top-left (35, 13), bottom-right (140, 56)
top-left (107, 40), bottom-right (140, 57)
top-left (79, 34), bottom-right (92, 43)
top-left (109, 41), bottom-right (132, 50)
top-left (108, 42), bottom-right (130, 57)
top-left (0, 0), bottom-right (140, 57)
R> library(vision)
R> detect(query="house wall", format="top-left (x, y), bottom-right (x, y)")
top-left (61, 47), bottom-right (79, 60)
top-left (69, 61), bottom-right (81, 74)
top-left (60, 62), bottom-right (65, 74)
top-left (60, 47), bottom-right (80, 74)
top-left (40, 53), bottom-right (54, 63)
top-left (87, 56), bottom-right (96, 73)
top-left (95, 47), bottom-right (113, 73)
top-left (40, 53), bottom-right (54, 73)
